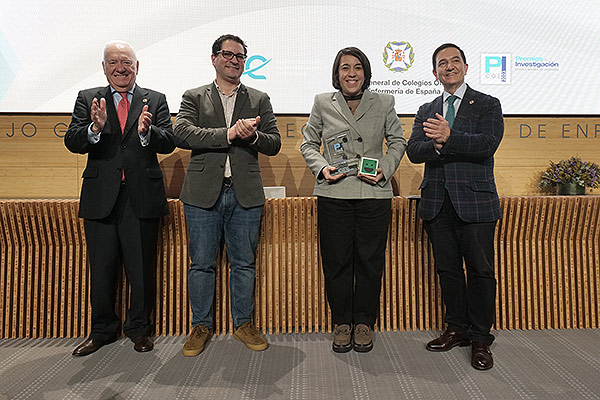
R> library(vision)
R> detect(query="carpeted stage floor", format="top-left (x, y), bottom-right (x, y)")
top-left (1, 329), bottom-right (599, 399)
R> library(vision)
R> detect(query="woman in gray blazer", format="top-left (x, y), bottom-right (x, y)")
top-left (301, 47), bottom-right (406, 353)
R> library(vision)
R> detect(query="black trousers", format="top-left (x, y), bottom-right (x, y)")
top-left (84, 185), bottom-right (159, 340)
top-left (318, 196), bottom-right (391, 326)
top-left (424, 191), bottom-right (497, 345)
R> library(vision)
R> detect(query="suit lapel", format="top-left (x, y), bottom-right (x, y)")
top-left (332, 90), bottom-right (373, 140)
top-left (453, 85), bottom-right (476, 129)
top-left (433, 95), bottom-right (444, 116)
top-left (207, 83), bottom-right (227, 127)
top-left (232, 84), bottom-right (248, 127)
top-left (102, 86), bottom-right (120, 135)
top-left (352, 89), bottom-right (374, 122)
top-left (332, 91), bottom-right (355, 126)
top-left (122, 86), bottom-right (146, 140)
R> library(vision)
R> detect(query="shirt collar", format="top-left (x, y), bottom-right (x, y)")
top-left (443, 82), bottom-right (467, 102)
top-left (214, 80), bottom-right (241, 97)
top-left (110, 83), bottom-right (136, 96)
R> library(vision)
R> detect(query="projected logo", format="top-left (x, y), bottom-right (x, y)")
top-left (243, 55), bottom-right (271, 80)
top-left (0, 32), bottom-right (19, 102)
top-left (481, 54), bottom-right (511, 85)
top-left (514, 56), bottom-right (559, 71)
top-left (382, 41), bottom-right (414, 73)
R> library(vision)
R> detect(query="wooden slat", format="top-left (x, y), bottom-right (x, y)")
top-left (497, 198), bottom-right (508, 330)
top-left (31, 203), bottom-right (43, 337)
top-left (591, 200), bottom-right (600, 326)
top-left (0, 202), bottom-right (9, 335)
top-left (527, 198), bottom-right (539, 329)
top-left (579, 199), bottom-right (591, 328)
top-left (1, 196), bottom-right (600, 339)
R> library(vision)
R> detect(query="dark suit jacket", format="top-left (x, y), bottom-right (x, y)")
top-left (407, 85), bottom-right (504, 223)
top-left (173, 83), bottom-right (281, 209)
top-left (65, 85), bottom-right (175, 220)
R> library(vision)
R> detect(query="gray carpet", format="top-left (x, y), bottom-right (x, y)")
top-left (1, 330), bottom-right (600, 399)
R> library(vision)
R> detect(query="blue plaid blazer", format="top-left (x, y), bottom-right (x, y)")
top-left (407, 86), bottom-right (504, 223)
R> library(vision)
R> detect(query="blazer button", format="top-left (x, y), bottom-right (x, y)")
top-left (121, 144), bottom-right (127, 149)
top-left (357, 138), bottom-right (363, 142)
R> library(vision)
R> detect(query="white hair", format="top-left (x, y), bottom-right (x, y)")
top-left (103, 40), bottom-right (137, 63)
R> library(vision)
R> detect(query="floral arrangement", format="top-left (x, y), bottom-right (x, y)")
top-left (539, 156), bottom-right (600, 189)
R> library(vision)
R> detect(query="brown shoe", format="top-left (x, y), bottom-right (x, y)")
top-left (471, 341), bottom-right (494, 370)
top-left (234, 322), bottom-right (268, 351)
top-left (182, 325), bottom-right (213, 357)
top-left (72, 337), bottom-right (115, 357)
top-left (353, 324), bottom-right (373, 353)
top-left (132, 336), bottom-right (154, 352)
top-left (426, 330), bottom-right (470, 352)
top-left (332, 324), bottom-right (352, 353)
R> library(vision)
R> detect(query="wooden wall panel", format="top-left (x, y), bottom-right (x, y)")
top-left (1, 196), bottom-right (599, 339)
top-left (1, 115), bottom-right (599, 199)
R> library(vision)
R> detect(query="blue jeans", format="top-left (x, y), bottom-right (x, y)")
top-left (184, 186), bottom-right (263, 329)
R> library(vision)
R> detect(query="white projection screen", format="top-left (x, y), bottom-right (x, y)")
top-left (0, 0), bottom-right (598, 114)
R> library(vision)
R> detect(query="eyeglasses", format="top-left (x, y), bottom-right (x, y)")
top-left (216, 50), bottom-right (247, 62)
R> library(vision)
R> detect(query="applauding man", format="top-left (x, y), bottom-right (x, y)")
top-left (173, 34), bottom-right (281, 356)
top-left (65, 41), bottom-right (175, 356)
top-left (407, 43), bottom-right (504, 370)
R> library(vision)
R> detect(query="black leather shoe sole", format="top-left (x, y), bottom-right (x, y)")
top-left (332, 342), bottom-right (352, 353)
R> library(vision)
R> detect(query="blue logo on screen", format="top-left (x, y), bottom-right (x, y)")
top-left (485, 56), bottom-right (507, 82)
top-left (243, 55), bottom-right (271, 80)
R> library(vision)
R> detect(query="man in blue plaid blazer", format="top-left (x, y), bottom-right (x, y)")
top-left (407, 43), bottom-right (504, 371)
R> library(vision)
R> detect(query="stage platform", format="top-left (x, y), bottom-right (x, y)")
top-left (1, 196), bottom-right (599, 339)
top-left (1, 329), bottom-right (600, 399)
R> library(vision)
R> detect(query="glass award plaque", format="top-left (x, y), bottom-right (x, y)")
top-left (324, 132), bottom-right (358, 175)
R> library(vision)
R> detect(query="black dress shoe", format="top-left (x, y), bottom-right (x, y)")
top-left (132, 336), bottom-right (154, 352)
top-left (426, 330), bottom-right (470, 352)
top-left (72, 337), bottom-right (111, 357)
top-left (471, 341), bottom-right (493, 370)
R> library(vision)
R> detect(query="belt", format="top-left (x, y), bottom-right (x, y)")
top-left (223, 177), bottom-right (233, 187)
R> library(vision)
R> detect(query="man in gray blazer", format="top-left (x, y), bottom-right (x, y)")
top-left (174, 34), bottom-right (281, 356)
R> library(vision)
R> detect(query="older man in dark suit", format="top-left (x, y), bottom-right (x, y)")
top-left (65, 41), bottom-right (175, 356)
top-left (407, 43), bottom-right (504, 370)
top-left (174, 34), bottom-right (281, 357)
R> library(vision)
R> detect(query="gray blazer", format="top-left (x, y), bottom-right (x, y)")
top-left (173, 83), bottom-right (281, 208)
top-left (300, 89), bottom-right (406, 199)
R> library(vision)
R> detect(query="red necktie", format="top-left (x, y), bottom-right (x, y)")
top-left (117, 92), bottom-right (129, 181)
top-left (117, 92), bottom-right (129, 134)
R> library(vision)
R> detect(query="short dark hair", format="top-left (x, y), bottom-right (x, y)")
top-left (332, 47), bottom-right (371, 92)
top-left (212, 34), bottom-right (247, 56)
top-left (432, 43), bottom-right (466, 70)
